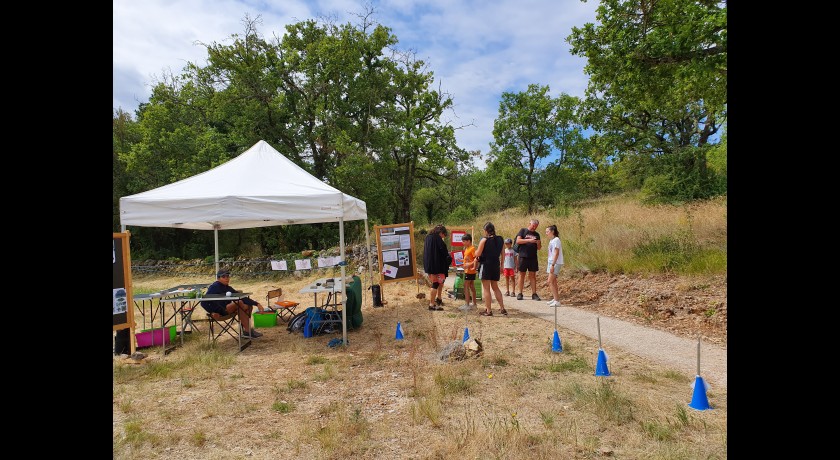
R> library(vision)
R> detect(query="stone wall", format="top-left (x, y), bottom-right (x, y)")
top-left (131, 243), bottom-right (380, 279)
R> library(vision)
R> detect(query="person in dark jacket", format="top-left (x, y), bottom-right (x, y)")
top-left (200, 268), bottom-right (265, 338)
top-left (423, 224), bottom-right (451, 310)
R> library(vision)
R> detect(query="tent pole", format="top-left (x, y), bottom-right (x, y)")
top-left (339, 217), bottom-right (347, 345)
top-left (364, 218), bottom-right (373, 306)
top-left (214, 225), bottom-right (220, 274)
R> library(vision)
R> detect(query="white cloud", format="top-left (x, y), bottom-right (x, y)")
top-left (113, 0), bottom-right (598, 156)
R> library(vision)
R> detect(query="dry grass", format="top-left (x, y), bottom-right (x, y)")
top-left (114, 271), bottom-right (727, 459)
top-left (439, 194), bottom-right (726, 275)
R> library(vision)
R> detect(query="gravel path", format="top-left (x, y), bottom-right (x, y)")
top-left (504, 296), bottom-right (727, 387)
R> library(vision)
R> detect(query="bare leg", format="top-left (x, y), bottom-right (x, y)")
top-left (428, 274), bottom-right (437, 307)
top-left (467, 281), bottom-right (476, 305)
top-left (228, 301), bottom-right (251, 332)
top-left (517, 270), bottom-right (526, 295)
top-left (529, 271), bottom-right (538, 296)
top-left (492, 281), bottom-right (505, 311)
top-left (464, 279), bottom-right (472, 305)
top-left (549, 272), bottom-right (559, 302)
top-left (482, 279), bottom-right (492, 313)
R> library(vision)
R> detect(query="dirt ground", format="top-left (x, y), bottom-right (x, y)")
top-left (550, 271), bottom-right (727, 348)
top-left (113, 270), bottom-right (727, 459)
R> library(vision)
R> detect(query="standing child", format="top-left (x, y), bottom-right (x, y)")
top-left (545, 225), bottom-right (564, 307)
top-left (461, 234), bottom-right (478, 308)
top-left (502, 238), bottom-right (517, 296)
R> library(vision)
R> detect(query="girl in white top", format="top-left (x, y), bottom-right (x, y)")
top-left (545, 225), bottom-right (564, 307)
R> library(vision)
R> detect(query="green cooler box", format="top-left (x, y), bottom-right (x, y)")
top-left (453, 274), bottom-right (482, 300)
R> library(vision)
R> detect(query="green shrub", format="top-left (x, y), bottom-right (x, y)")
top-left (447, 205), bottom-right (475, 225)
top-left (631, 232), bottom-right (698, 273)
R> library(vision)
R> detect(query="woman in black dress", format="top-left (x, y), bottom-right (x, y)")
top-left (474, 222), bottom-right (507, 316)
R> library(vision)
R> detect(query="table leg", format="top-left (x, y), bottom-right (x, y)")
top-left (238, 302), bottom-right (251, 352)
top-left (161, 299), bottom-right (166, 354)
top-left (134, 300), bottom-right (147, 330)
top-left (162, 300), bottom-right (176, 355)
top-left (179, 301), bottom-right (185, 346)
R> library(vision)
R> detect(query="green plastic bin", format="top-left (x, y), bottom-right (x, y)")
top-left (453, 275), bottom-right (482, 300)
top-left (253, 311), bottom-right (278, 327)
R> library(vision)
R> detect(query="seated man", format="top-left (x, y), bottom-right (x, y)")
top-left (200, 268), bottom-right (265, 338)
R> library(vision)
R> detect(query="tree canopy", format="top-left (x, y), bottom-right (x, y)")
top-left (113, 3), bottom-right (726, 259)
top-left (566, 0), bottom-right (726, 201)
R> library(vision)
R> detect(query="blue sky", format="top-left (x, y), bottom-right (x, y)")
top-left (113, 0), bottom-right (599, 157)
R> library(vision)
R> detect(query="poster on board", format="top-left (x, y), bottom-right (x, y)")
top-left (450, 230), bottom-right (466, 246)
top-left (447, 226), bottom-right (474, 267)
top-left (374, 222), bottom-right (417, 284)
top-left (113, 232), bottom-right (135, 337)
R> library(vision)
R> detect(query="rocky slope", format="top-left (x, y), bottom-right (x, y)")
top-left (552, 271), bottom-right (727, 347)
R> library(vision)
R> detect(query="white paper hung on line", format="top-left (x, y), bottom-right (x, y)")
top-left (270, 260), bottom-right (288, 271)
top-left (294, 259), bottom-right (312, 270)
top-left (317, 256), bottom-right (343, 268)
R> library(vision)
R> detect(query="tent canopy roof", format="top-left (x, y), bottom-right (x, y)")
top-left (119, 140), bottom-right (367, 230)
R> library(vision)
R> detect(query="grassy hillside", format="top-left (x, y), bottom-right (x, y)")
top-left (420, 194), bottom-right (727, 276)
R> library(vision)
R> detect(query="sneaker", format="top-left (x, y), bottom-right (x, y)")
top-left (435, 298), bottom-right (443, 306)
top-left (249, 329), bottom-right (263, 338)
top-left (428, 305), bottom-right (444, 311)
top-left (516, 293), bottom-right (523, 300)
top-left (505, 291), bottom-right (510, 296)
top-left (532, 293), bottom-right (541, 301)
top-left (548, 300), bottom-right (558, 308)
top-left (458, 303), bottom-right (472, 311)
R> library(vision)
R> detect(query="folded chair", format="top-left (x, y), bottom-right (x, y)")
top-left (179, 303), bottom-right (202, 335)
top-left (266, 288), bottom-right (300, 323)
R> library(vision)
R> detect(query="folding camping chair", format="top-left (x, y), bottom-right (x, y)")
top-left (206, 311), bottom-right (240, 345)
top-left (266, 288), bottom-right (300, 323)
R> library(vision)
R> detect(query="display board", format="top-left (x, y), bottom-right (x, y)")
top-left (374, 222), bottom-right (417, 284)
top-left (447, 226), bottom-right (474, 267)
top-left (113, 232), bottom-right (135, 336)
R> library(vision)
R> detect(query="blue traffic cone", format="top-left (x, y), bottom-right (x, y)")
top-left (552, 330), bottom-right (563, 352)
top-left (463, 327), bottom-right (470, 343)
top-left (688, 375), bottom-right (712, 410)
top-left (395, 322), bottom-right (404, 340)
top-left (594, 348), bottom-right (610, 376)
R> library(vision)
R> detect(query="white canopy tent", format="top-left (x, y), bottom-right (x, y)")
top-left (119, 139), bottom-right (373, 345)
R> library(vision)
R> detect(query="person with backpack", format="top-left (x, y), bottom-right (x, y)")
top-left (423, 224), bottom-right (451, 311)
top-left (514, 218), bottom-right (542, 301)
top-left (474, 222), bottom-right (507, 316)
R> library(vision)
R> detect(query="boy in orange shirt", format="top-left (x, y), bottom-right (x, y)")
top-left (461, 234), bottom-right (478, 309)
